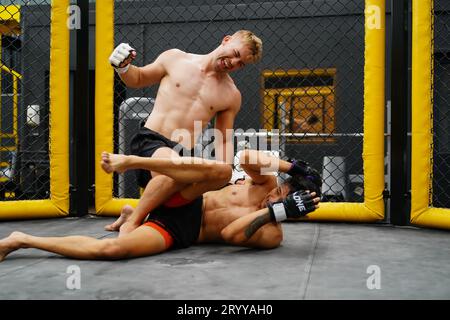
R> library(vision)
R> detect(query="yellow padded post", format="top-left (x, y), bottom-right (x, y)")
top-left (306, 0), bottom-right (385, 222)
top-left (0, 0), bottom-right (70, 219)
top-left (410, 0), bottom-right (450, 229)
top-left (95, 0), bottom-right (139, 215)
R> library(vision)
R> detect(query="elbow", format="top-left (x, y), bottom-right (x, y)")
top-left (239, 149), bottom-right (251, 169)
top-left (239, 149), bottom-right (249, 163)
top-left (239, 149), bottom-right (261, 167)
top-left (220, 226), bottom-right (244, 244)
top-left (220, 227), bottom-right (234, 243)
top-left (262, 229), bottom-right (283, 249)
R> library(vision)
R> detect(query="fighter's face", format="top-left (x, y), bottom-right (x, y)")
top-left (264, 184), bottom-right (291, 204)
top-left (215, 36), bottom-right (255, 73)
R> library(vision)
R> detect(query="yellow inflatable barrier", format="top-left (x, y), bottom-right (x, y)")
top-left (306, 0), bottom-right (385, 222)
top-left (0, 1), bottom-right (70, 219)
top-left (410, 0), bottom-right (450, 229)
top-left (95, 0), bottom-right (138, 214)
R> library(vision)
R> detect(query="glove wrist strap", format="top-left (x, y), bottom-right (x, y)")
top-left (271, 202), bottom-right (287, 222)
top-left (115, 63), bottom-right (130, 74)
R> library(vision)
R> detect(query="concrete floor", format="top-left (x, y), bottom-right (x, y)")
top-left (0, 216), bottom-right (449, 300)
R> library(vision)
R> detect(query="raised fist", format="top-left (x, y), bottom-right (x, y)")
top-left (109, 43), bottom-right (136, 74)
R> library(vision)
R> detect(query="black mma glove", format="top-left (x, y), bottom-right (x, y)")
top-left (286, 159), bottom-right (323, 194)
top-left (267, 190), bottom-right (317, 222)
top-left (287, 159), bottom-right (312, 177)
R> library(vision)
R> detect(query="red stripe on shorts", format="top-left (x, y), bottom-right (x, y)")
top-left (163, 192), bottom-right (193, 208)
top-left (143, 221), bottom-right (174, 249)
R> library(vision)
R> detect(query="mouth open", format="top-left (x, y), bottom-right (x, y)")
top-left (220, 58), bottom-right (231, 70)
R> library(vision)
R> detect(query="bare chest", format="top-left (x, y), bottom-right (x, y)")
top-left (223, 185), bottom-right (265, 208)
top-left (164, 62), bottom-right (234, 113)
top-left (202, 186), bottom-right (266, 228)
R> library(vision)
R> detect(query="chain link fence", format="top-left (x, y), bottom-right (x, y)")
top-left (432, 0), bottom-right (450, 208)
top-left (112, 0), bottom-right (367, 201)
top-left (0, 1), bottom-right (51, 201)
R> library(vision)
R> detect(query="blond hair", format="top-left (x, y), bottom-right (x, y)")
top-left (232, 30), bottom-right (263, 63)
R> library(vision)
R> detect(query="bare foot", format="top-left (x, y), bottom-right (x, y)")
top-left (104, 204), bottom-right (134, 231)
top-left (101, 152), bottom-right (129, 174)
top-left (0, 231), bottom-right (27, 262)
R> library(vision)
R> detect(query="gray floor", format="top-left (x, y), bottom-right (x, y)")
top-left (0, 216), bottom-right (449, 300)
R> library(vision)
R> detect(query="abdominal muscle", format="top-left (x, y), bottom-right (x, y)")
top-left (144, 110), bottom-right (203, 149)
top-left (144, 82), bottom-right (216, 150)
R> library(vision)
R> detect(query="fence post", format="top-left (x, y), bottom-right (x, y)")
top-left (390, 0), bottom-right (409, 225)
top-left (70, 0), bottom-right (90, 216)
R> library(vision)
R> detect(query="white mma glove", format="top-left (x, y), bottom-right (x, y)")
top-left (109, 43), bottom-right (136, 74)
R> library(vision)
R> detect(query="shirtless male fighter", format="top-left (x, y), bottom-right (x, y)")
top-left (107, 30), bottom-right (263, 235)
top-left (0, 150), bottom-right (321, 261)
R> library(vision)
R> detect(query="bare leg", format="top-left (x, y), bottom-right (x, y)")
top-left (101, 149), bottom-right (231, 236)
top-left (103, 175), bottom-right (230, 234)
top-left (118, 175), bottom-right (184, 236)
top-left (101, 151), bottom-right (230, 183)
top-left (0, 225), bottom-right (168, 262)
top-left (102, 147), bottom-right (185, 234)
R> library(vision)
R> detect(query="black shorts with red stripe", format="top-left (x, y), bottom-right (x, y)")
top-left (144, 194), bottom-right (204, 249)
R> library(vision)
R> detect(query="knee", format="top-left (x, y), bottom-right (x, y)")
top-left (149, 175), bottom-right (181, 190)
top-left (154, 174), bottom-right (176, 185)
top-left (97, 239), bottom-right (128, 260)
